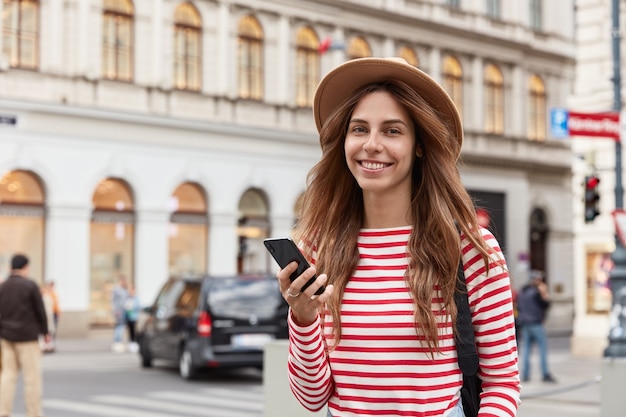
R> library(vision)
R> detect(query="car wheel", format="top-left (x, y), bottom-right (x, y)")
top-left (179, 346), bottom-right (198, 380)
top-left (139, 339), bottom-right (153, 368)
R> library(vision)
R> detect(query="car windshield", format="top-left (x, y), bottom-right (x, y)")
top-left (207, 276), bottom-right (282, 319)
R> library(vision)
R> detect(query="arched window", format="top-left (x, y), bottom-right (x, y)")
top-left (237, 15), bottom-right (264, 100)
top-left (347, 37), bottom-right (371, 60)
top-left (442, 55), bottom-right (463, 119)
top-left (173, 3), bottom-right (202, 91)
top-left (169, 182), bottom-right (208, 275)
top-left (237, 188), bottom-right (270, 274)
top-left (484, 63), bottom-right (504, 134)
top-left (295, 27), bottom-right (320, 108)
top-left (102, 0), bottom-right (134, 81)
top-left (90, 178), bottom-right (135, 326)
top-left (2, 0), bottom-right (40, 69)
top-left (0, 170), bottom-right (45, 280)
top-left (529, 74), bottom-right (546, 141)
top-left (398, 46), bottom-right (419, 67)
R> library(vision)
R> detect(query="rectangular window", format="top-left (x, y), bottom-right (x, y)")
top-left (102, 12), bottom-right (133, 81)
top-left (296, 49), bottom-right (319, 107)
top-left (530, 0), bottom-right (542, 31)
top-left (2, 0), bottom-right (39, 69)
top-left (486, 0), bottom-right (501, 19)
top-left (529, 94), bottom-right (546, 141)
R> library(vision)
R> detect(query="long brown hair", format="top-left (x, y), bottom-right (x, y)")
top-left (295, 81), bottom-right (494, 353)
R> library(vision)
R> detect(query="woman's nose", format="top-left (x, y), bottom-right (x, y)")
top-left (363, 132), bottom-right (382, 152)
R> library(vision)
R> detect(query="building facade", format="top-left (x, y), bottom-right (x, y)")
top-left (0, 0), bottom-right (576, 336)
top-left (569, 0), bottom-right (625, 357)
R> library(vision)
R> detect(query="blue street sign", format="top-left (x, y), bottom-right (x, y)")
top-left (550, 108), bottom-right (569, 138)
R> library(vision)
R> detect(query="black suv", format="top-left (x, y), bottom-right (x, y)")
top-left (136, 274), bottom-right (289, 379)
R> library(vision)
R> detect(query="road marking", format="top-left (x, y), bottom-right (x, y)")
top-left (94, 395), bottom-right (260, 417)
top-left (44, 399), bottom-right (181, 417)
top-left (147, 391), bottom-right (263, 411)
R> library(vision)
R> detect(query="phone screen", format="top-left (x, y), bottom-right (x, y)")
top-left (263, 237), bottom-right (324, 295)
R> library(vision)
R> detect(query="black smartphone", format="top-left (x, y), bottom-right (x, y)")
top-left (263, 237), bottom-right (324, 295)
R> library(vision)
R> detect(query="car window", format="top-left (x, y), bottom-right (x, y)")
top-left (157, 280), bottom-right (186, 311)
top-left (207, 276), bottom-right (281, 319)
top-left (176, 282), bottom-right (201, 310)
top-left (155, 280), bottom-right (175, 309)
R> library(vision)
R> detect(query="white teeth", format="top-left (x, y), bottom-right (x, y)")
top-left (362, 161), bottom-right (385, 170)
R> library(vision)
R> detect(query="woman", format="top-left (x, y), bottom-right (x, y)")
top-left (276, 57), bottom-right (520, 417)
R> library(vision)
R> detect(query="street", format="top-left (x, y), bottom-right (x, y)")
top-left (10, 336), bottom-right (264, 417)
top-left (6, 334), bottom-right (603, 417)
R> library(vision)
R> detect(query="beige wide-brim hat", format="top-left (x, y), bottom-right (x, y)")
top-left (313, 57), bottom-right (463, 148)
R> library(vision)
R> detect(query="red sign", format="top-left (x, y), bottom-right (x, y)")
top-left (568, 111), bottom-right (620, 140)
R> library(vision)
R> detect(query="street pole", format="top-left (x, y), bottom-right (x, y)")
top-left (604, 0), bottom-right (626, 359)
top-left (601, 1), bottom-right (626, 415)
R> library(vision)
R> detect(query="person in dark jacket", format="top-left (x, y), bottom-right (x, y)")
top-left (516, 270), bottom-right (556, 383)
top-left (0, 254), bottom-right (50, 417)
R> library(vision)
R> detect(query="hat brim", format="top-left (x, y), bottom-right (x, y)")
top-left (313, 57), bottom-right (463, 149)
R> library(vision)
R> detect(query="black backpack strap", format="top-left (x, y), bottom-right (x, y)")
top-left (455, 258), bottom-right (480, 376)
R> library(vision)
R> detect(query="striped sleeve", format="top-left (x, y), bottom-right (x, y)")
top-left (287, 312), bottom-right (334, 411)
top-left (462, 228), bottom-right (522, 416)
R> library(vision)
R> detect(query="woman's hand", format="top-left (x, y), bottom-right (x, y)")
top-left (276, 261), bottom-right (334, 326)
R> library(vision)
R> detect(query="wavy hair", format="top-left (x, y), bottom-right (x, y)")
top-left (295, 81), bottom-right (494, 353)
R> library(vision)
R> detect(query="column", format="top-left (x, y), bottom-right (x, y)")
top-left (428, 47), bottom-right (441, 84)
top-left (134, 209), bottom-right (170, 305)
top-left (276, 15), bottom-right (290, 103)
top-left (208, 211), bottom-right (239, 275)
top-left (471, 55), bottom-right (484, 132)
top-left (216, 2), bottom-right (230, 96)
top-left (45, 204), bottom-right (92, 337)
top-left (510, 65), bottom-right (524, 137)
top-left (151, 0), bottom-right (165, 86)
top-left (48, 0), bottom-right (63, 71)
top-left (77, 0), bottom-right (90, 75)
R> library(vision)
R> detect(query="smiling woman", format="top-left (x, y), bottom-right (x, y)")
top-left (271, 57), bottom-right (521, 417)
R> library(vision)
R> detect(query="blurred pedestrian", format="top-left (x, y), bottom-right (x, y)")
top-left (124, 285), bottom-right (140, 353)
top-left (45, 280), bottom-right (60, 338)
top-left (111, 275), bottom-right (129, 353)
top-left (0, 254), bottom-right (50, 417)
top-left (40, 283), bottom-right (56, 352)
top-left (517, 270), bottom-right (556, 383)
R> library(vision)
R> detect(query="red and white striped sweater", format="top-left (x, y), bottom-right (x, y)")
top-left (288, 226), bottom-right (520, 417)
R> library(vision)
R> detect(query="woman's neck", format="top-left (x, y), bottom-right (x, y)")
top-left (362, 192), bottom-right (411, 229)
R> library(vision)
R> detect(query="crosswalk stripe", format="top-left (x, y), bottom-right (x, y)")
top-left (94, 395), bottom-right (259, 417)
top-left (44, 398), bottom-right (180, 417)
top-left (147, 391), bottom-right (262, 411)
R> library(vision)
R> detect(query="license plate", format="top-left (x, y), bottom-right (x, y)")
top-left (231, 333), bottom-right (275, 348)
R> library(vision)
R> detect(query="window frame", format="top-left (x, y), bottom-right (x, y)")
top-left (237, 15), bottom-right (264, 101)
top-left (102, 0), bottom-right (134, 82)
top-left (295, 27), bottom-right (320, 108)
top-left (442, 55), bottom-right (464, 120)
top-left (173, 3), bottom-right (202, 91)
top-left (2, 0), bottom-right (40, 70)
top-left (528, 74), bottom-right (547, 141)
top-left (484, 63), bottom-right (504, 135)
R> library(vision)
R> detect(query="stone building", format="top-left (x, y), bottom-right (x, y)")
top-left (569, 0), bottom-right (625, 357)
top-left (0, 0), bottom-right (576, 336)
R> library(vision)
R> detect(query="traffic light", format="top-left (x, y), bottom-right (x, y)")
top-left (584, 175), bottom-right (600, 223)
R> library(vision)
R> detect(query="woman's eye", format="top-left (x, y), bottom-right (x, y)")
top-left (387, 128), bottom-right (401, 135)
top-left (352, 126), bottom-right (367, 134)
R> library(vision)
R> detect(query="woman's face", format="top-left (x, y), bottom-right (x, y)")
top-left (344, 90), bottom-right (416, 199)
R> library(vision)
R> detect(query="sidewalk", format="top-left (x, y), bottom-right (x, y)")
top-left (518, 335), bottom-right (602, 417)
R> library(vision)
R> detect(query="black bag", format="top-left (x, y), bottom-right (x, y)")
top-left (455, 259), bottom-right (483, 417)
